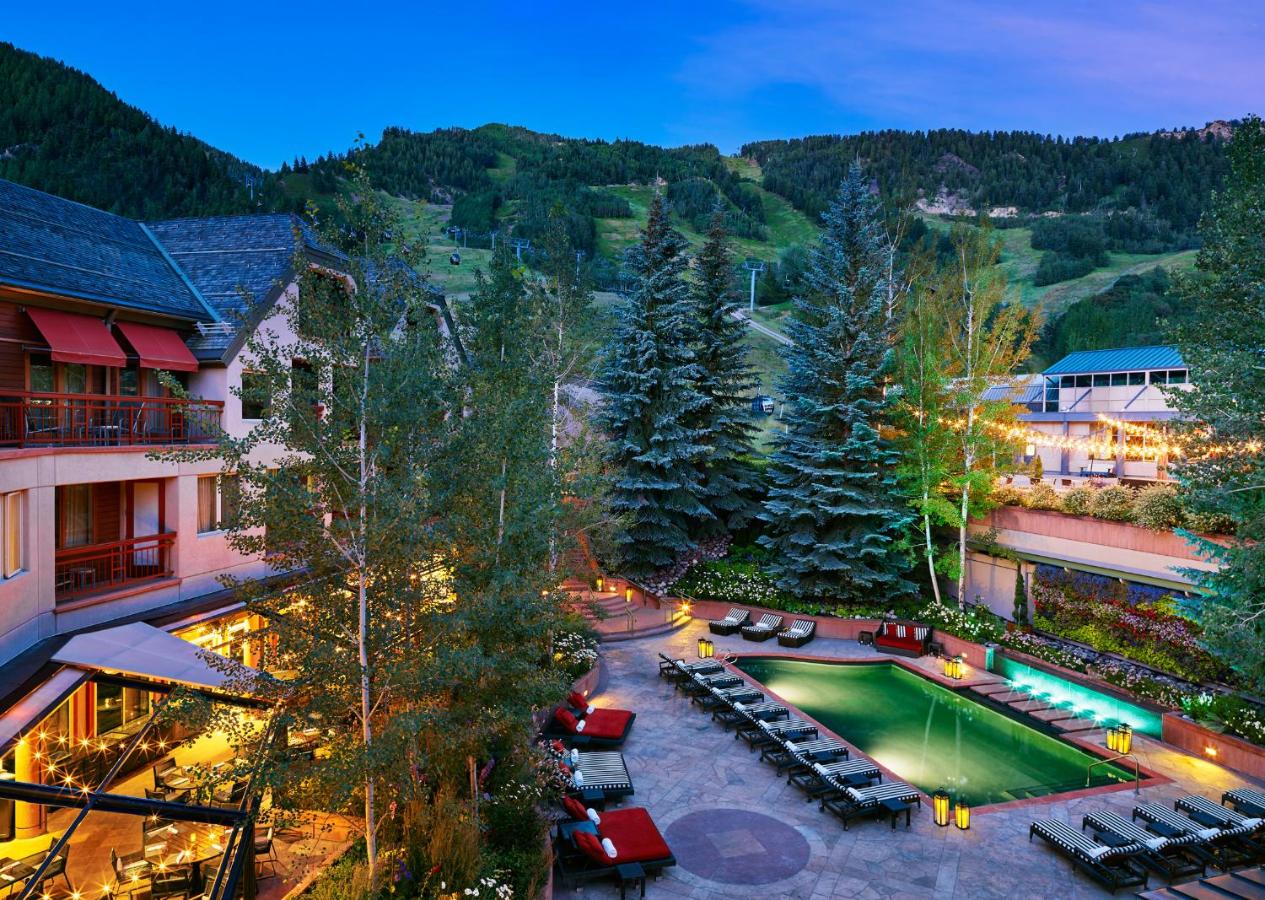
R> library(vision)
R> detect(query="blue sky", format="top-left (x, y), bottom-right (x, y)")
top-left (6, 0), bottom-right (1262, 168)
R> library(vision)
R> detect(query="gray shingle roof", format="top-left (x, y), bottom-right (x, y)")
top-left (1044, 345), bottom-right (1184, 376)
top-left (0, 179), bottom-right (207, 319)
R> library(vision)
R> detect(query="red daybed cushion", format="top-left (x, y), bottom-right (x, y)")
top-left (598, 808), bottom-right (672, 864)
top-left (581, 708), bottom-right (633, 739)
top-left (574, 829), bottom-right (613, 865)
top-left (555, 708), bottom-right (580, 733)
top-left (563, 796), bottom-right (589, 821)
top-left (567, 691), bottom-right (590, 710)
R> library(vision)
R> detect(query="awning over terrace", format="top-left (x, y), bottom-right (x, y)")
top-left (25, 306), bottom-right (127, 367)
top-left (115, 319), bottom-right (200, 372)
top-left (51, 621), bottom-right (265, 695)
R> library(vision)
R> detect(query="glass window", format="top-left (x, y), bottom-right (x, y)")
top-left (63, 364), bottom-right (87, 394)
top-left (119, 367), bottom-right (139, 396)
top-left (220, 475), bottom-right (240, 526)
top-left (1168, 369), bottom-right (1188, 384)
top-left (240, 372), bottom-right (270, 420)
top-left (56, 484), bottom-right (91, 549)
top-left (1075, 375), bottom-right (1091, 387)
top-left (1092, 374), bottom-right (1110, 387)
top-left (3, 492), bottom-right (22, 578)
top-left (1060, 375), bottom-right (1075, 388)
top-left (29, 354), bottom-right (54, 393)
top-left (1150, 371), bottom-right (1167, 385)
top-left (1110, 373), bottom-right (1127, 386)
top-left (95, 682), bottom-right (123, 733)
top-left (1128, 372), bottom-right (1145, 385)
top-left (197, 476), bottom-right (219, 533)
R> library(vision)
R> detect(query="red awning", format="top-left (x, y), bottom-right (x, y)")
top-left (115, 321), bottom-right (199, 372)
top-left (26, 307), bottom-right (127, 367)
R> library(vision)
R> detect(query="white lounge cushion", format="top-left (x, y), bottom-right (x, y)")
top-left (601, 837), bottom-right (617, 859)
top-left (1084, 844), bottom-right (1112, 860)
top-left (586, 808), bottom-right (601, 825)
top-left (1197, 827), bottom-right (1222, 840)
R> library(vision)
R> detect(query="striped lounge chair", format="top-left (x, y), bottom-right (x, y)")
top-left (709, 608), bottom-right (750, 636)
top-left (760, 736), bottom-right (847, 774)
top-left (822, 781), bottom-right (922, 830)
top-left (657, 654), bottom-right (723, 681)
top-left (680, 670), bottom-right (743, 696)
top-left (741, 613), bottom-right (783, 642)
top-left (1225, 788), bottom-right (1265, 818)
top-left (569, 751), bottom-right (635, 803)
top-left (694, 683), bottom-right (762, 711)
top-left (1176, 795), bottom-right (1265, 832)
top-left (714, 699), bottom-right (786, 728)
top-left (1134, 803), bottom-right (1259, 870)
top-left (1082, 810), bottom-right (1206, 880)
top-left (740, 716), bottom-right (818, 749)
top-left (788, 758), bottom-right (881, 800)
top-left (777, 619), bottom-right (816, 648)
top-left (872, 621), bottom-right (931, 658)
top-left (1030, 819), bottom-right (1148, 893)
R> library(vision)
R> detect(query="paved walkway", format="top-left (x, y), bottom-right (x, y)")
top-left (555, 619), bottom-right (1265, 899)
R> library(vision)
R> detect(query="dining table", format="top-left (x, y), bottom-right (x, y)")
top-left (0, 856), bottom-right (36, 896)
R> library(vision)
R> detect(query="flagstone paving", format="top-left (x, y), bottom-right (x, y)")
top-left (552, 617), bottom-right (1265, 899)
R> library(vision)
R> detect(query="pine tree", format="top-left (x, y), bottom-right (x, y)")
top-left (691, 211), bottom-right (761, 533)
top-left (599, 196), bottom-right (711, 573)
top-left (759, 163), bottom-right (913, 601)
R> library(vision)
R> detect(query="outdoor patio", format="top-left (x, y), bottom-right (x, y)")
top-left (553, 619), bottom-right (1265, 899)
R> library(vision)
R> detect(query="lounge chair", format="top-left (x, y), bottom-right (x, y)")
top-left (821, 781), bottom-right (922, 830)
top-left (657, 654), bottom-right (723, 681)
top-left (1176, 795), bottom-right (1265, 832)
top-left (714, 699), bottom-right (786, 728)
top-left (708, 608), bottom-right (750, 636)
top-left (680, 671), bottom-right (742, 696)
top-left (789, 759), bottom-right (881, 801)
top-left (1082, 811), bottom-right (1206, 881)
top-left (760, 737), bottom-right (848, 775)
top-left (1029, 819), bottom-right (1148, 893)
top-left (739, 716), bottom-right (818, 749)
top-left (1133, 803), bottom-right (1259, 870)
top-left (565, 750), bottom-right (635, 804)
top-left (1225, 788), bottom-right (1265, 818)
top-left (694, 684), bottom-right (762, 711)
top-left (547, 707), bottom-right (636, 748)
top-left (741, 613), bottom-right (783, 642)
top-left (777, 619), bottom-right (816, 647)
top-left (555, 806), bottom-right (676, 890)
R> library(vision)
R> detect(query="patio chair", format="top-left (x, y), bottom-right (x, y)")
top-left (555, 806), bottom-right (676, 890)
top-left (1081, 810), bottom-right (1206, 881)
top-left (741, 613), bottom-right (784, 642)
top-left (547, 707), bottom-right (636, 748)
top-left (777, 619), bottom-right (816, 647)
top-left (1224, 787), bottom-right (1265, 818)
top-left (153, 760), bottom-right (185, 790)
top-left (1133, 803), bottom-right (1259, 870)
top-left (714, 698), bottom-right (785, 728)
top-left (740, 716), bottom-right (819, 749)
top-left (1176, 795), bottom-right (1265, 831)
top-left (111, 846), bottom-right (152, 894)
top-left (708, 608), bottom-right (750, 636)
top-left (821, 781), bottom-right (923, 831)
top-left (693, 683), bottom-right (762, 711)
top-left (150, 863), bottom-right (196, 899)
top-left (1029, 819), bottom-right (1148, 893)
top-left (759, 737), bottom-right (847, 775)
top-left (255, 825), bottom-right (280, 879)
top-left (657, 653), bottom-right (723, 681)
top-left (789, 759), bottom-right (881, 801)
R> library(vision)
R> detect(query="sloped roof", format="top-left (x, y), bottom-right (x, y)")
top-left (982, 373), bottom-right (1044, 404)
top-left (0, 179), bottom-right (207, 319)
top-left (1044, 345), bottom-right (1185, 376)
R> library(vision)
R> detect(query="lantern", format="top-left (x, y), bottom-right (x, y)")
top-left (933, 788), bottom-right (951, 827)
top-left (595, 576), bottom-right (604, 592)
top-left (1106, 725), bottom-right (1119, 753)
top-left (943, 655), bottom-right (955, 678)
top-left (624, 586), bottom-right (633, 603)
top-left (1116, 724), bottom-right (1132, 754)
top-left (698, 637), bottom-right (714, 659)
top-left (954, 799), bottom-right (971, 830)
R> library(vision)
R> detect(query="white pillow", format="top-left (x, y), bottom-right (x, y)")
top-left (570, 748), bottom-right (580, 765)
top-left (575, 719), bottom-right (586, 733)
top-left (586, 704), bottom-right (596, 715)
top-left (1144, 837), bottom-right (1167, 851)
top-left (785, 741), bottom-right (798, 751)
top-left (601, 837), bottom-right (617, 859)
top-left (1197, 827), bottom-right (1221, 839)
top-left (1242, 817), bottom-right (1263, 828)
top-left (586, 808), bottom-right (601, 825)
top-left (1084, 845), bottom-right (1112, 860)
top-left (733, 702), bottom-right (745, 710)
top-left (573, 769), bottom-right (585, 785)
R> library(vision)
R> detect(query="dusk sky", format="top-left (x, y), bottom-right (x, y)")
top-left (6, 0), bottom-right (1262, 168)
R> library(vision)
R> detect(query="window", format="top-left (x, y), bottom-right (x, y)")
top-left (1167, 369), bottom-right (1188, 384)
top-left (95, 683), bottom-right (152, 734)
top-left (1110, 373), bottom-right (1128, 386)
top-left (1092, 374), bottom-right (1110, 387)
top-left (1044, 377), bottom-right (1060, 412)
top-left (240, 371), bottom-right (270, 420)
top-left (1150, 370), bottom-right (1167, 385)
top-left (56, 484), bottom-right (91, 549)
top-left (1, 492), bottom-right (22, 578)
top-left (1060, 375), bottom-right (1075, 388)
top-left (197, 475), bottom-right (239, 533)
top-left (29, 354), bottom-right (54, 393)
top-left (1074, 374), bottom-right (1091, 387)
top-left (1128, 372), bottom-right (1146, 385)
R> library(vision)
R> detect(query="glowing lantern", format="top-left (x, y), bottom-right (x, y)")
top-left (595, 576), bottom-right (604, 592)
top-left (954, 799), bottom-right (971, 830)
top-left (624, 586), bottom-right (633, 603)
top-left (698, 638), bottom-right (714, 659)
top-left (933, 788), bottom-right (951, 827)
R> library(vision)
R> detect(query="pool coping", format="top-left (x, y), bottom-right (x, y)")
top-left (718, 649), bottom-right (1170, 816)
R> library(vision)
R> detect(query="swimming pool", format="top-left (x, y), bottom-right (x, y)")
top-left (994, 655), bottom-right (1162, 738)
top-left (734, 658), bottom-right (1137, 806)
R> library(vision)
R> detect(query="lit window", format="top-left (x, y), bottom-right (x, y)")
top-left (197, 475), bottom-right (240, 534)
top-left (2, 491), bottom-right (23, 578)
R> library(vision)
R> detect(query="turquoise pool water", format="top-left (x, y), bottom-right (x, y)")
top-left (994, 656), bottom-right (1162, 738)
top-left (734, 658), bottom-right (1136, 806)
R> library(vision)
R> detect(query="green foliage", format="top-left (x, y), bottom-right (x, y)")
top-left (1033, 250), bottom-right (1098, 286)
top-left (1013, 568), bottom-right (1029, 626)
top-left (1023, 482), bottom-right (1062, 511)
top-left (1030, 216), bottom-right (1111, 261)
top-left (1038, 268), bottom-right (1187, 360)
top-left (1027, 455), bottom-right (1043, 483)
top-left (918, 602), bottom-right (1006, 644)
top-left (989, 484), bottom-right (1026, 506)
top-left (759, 164), bottom-right (913, 600)
top-left (1089, 484), bottom-right (1137, 521)
top-left (1134, 483), bottom-right (1184, 530)
top-left (1061, 486), bottom-right (1095, 516)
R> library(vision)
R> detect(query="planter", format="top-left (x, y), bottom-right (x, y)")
top-left (1163, 713), bottom-right (1265, 780)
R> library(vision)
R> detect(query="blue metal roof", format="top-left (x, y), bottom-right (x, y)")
top-left (1043, 345), bottom-right (1185, 376)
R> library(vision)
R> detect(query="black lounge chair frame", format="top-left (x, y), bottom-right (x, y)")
top-left (1029, 820), bottom-right (1148, 894)
top-left (541, 709), bottom-right (637, 749)
top-left (708, 608), bottom-right (750, 636)
top-left (778, 619), bottom-right (817, 648)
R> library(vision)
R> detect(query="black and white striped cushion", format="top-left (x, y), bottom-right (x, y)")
top-left (843, 781), bottom-right (920, 807)
top-left (1226, 788), bottom-right (1265, 813)
top-left (1033, 820), bottom-right (1136, 860)
top-left (812, 759), bottom-right (880, 781)
top-left (1177, 795), bottom-right (1265, 829)
top-left (574, 751), bottom-right (633, 791)
top-left (744, 614), bottom-right (781, 632)
top-left (1084, 811), bottom-right (1197, 851)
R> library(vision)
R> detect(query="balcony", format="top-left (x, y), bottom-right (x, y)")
top-left (0, 392), bottom-right (222, 449)
top-left (54, 533), bottom-right (175, 601)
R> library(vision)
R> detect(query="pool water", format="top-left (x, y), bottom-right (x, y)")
top-left (734, 658), bottom-right (1136, 806)
top-left (994, 656), bottom-right (1162, 738)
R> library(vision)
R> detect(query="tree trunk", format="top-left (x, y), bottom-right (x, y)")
top-left (922, 491), bottom-right (943, 605)
top-left (957, 482), bottom-right (969, 611)
top-left (358, 346), bottom-right (377, 880)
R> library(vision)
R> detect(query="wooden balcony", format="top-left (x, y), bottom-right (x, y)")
top-left (0, 392), bottom-right (222, 449)
top-left (54, 532), bottom-right (175, 601)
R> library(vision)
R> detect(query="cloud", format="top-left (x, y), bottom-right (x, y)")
top-left (677, 0), bottom-right (1265, 135)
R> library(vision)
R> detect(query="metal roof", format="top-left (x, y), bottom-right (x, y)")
top-left (1043, 345), bottom-right (1185, 376)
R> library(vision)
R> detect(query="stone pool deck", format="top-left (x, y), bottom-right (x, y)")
top-left (553, 619), bottom-right (1264, 899)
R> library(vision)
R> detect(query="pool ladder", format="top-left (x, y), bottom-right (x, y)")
top-left (1087, 753), bottom-right (1141, 795)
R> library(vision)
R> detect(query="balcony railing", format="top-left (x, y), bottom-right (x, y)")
top-left (0, 392), bottom-right (222, 448)
top-left (55, 532), bottom-right (175, 601)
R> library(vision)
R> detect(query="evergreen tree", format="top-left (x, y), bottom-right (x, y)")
top-left (758, 164), bottom-right (913, 600)
top-left (1169, 117), bottom-right (1265, 693)
top-left (691, 211), bottom-right (761, 532)
top-left (598, 196), bottom-right (711, 573)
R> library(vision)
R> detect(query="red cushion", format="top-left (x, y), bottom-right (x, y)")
top-left (551, 739), bottom-right (567, 755)
top-left (580, 708), bottom-right (633, 739)
top-left (574, 829), bottom-right (610, 865)
top-left (559, 764), bottom-right (572, 777)
top-left (567, 691), bottom-right (589, 710)
top-left (555, 708), bottom-right (580, 733)
top-left (599, 808), bottom-right (672, 864)
top-left (562, 796), bottom-right (588, 821)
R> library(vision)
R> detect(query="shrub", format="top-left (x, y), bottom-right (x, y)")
top-left (1186, 509), bottom-right (1237, 536)
top-left (1028, 456), bottom-right (1044, 483)
top-left (990, 484), bottom-right (1025, 507)
top-left (1061, 486), bottom-right (1095, 516)
top-left (1089, 485), bottom-right (1136, 522)
top-left (1023, 482), bottom-right (1062, 511)
top-left (1133, 483), bottom-right (1184, 530)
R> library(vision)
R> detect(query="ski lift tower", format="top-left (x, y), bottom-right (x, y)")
top-left (743, 258), bottom-right (766, 313)
top-left (511, 238), bottom-right (531, 262)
